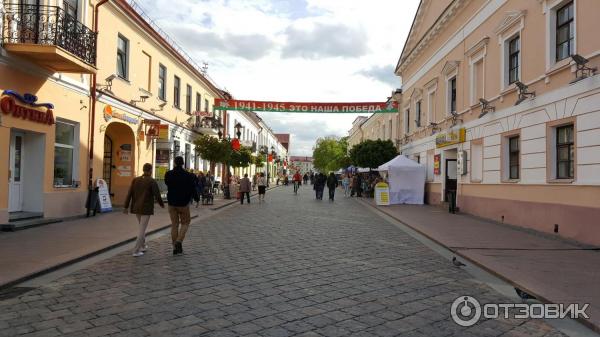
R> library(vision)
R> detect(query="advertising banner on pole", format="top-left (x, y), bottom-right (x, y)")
top-left (214, 99), bottom-right (398, 113)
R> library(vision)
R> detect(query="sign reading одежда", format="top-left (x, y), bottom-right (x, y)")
top-left (214, 99), bottom-right (398, 113)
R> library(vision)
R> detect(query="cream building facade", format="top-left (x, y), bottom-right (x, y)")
top-left (0, 0), bottom-right (285, 225)
top-left (395, 0), bottom-right (600, 245)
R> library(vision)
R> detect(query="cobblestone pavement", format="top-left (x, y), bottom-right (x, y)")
top-left (0, 186), bottom-right (567, 337)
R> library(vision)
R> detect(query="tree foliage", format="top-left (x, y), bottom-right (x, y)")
top-left (312, 136), bottom-right (351, 172)
top-left (349, 139), bottom-right (398, 169)
top-left (194, 135), bottom-right (231, 165)
top-left (253, 154), bottom-right (265, 167)
top-left (228, 146), bottom-right (253, 168)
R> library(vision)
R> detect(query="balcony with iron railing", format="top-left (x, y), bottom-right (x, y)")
top-left (1, 3), bottom-right (97, 73)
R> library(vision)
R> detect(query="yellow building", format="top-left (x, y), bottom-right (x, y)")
top-left (0, 0), bottom-right (226, 224)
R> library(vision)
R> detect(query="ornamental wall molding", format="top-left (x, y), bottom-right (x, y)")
top-left (402, 0), bottom-right (433, 61)
top-left (396, 0), bottom-right (471, 75)
top-left (465, 36), bottom-right (490, 58)
top-left (494, 10), bottom-right (527, 36)
top-left (441, 60), bottom-right (460, 76)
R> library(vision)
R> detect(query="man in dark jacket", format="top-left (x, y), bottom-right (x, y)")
top-left (165, 156), bottom-right (199, 255)
top-left (326, 172), bottom-right (339, 202)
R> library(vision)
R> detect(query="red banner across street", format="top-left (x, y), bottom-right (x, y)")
top-left (214, 99), bottom-right (398, 113)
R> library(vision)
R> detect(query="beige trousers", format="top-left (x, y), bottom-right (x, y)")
top-left (169, 206), bottom-right (191, 244)
top-left (134, 215), bottom-right (151, 253)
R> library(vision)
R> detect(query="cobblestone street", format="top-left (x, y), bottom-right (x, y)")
top-left (0, 186), bottom-right (567, 337)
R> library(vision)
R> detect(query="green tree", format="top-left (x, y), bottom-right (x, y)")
top-left (253, 154), bottom-right (265, 167)
top-left (349, 139), bottom-right (398, 169)
top-left (228, 146), bottom-right (253, 168)
top-left (312, 136), bottom-right (351, 172)
top-left (194, 135), bottom-right (231, 174)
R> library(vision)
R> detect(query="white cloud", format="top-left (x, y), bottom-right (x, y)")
top-left (139, 0), bottom-right (419, 156)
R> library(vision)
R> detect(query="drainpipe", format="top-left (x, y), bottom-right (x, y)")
top-left (87, 0), bottom-right (109, 189)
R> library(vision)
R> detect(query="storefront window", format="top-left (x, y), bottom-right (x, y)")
top-left (54, 121), bottom-right (76, 186)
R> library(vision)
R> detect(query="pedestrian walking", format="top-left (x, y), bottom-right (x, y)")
top-left (164, 156), bottom-right (199, 255)
top-left (239, 173), bottom-right (251, 204)
top-left (342, 174), bottom-right (350, 197)
top-left (252, 173), bottom-right (258, 191)
top-left (327, 172), bottom-right (339, 201)
top-left (257, 172), bottom-right (267, 202)
top-left (315, 173), bottom-right (326, 200)
top-left (123, 163), bottom-right (165, 257)
top-left (303, 173), bottom-right (309, 185)
top-left (356, 174), bottom-right (363, 197)
top-left (196, 172), bottom-right (206, 205)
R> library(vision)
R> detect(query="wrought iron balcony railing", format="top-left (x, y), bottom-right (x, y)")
top-left (1, 3), bottom-right (97, 66)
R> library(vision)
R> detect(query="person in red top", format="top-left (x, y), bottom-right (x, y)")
top-left (292, 171), bottom-right (302, 194)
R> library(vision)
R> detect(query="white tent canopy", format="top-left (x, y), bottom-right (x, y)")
top-left (377, 155), bottom-right (425, 205)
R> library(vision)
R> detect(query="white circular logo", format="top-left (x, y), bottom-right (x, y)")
top-left (451, 296), bottom-right (482, 327)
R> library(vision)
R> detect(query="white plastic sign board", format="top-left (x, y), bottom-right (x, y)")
top-left (375, 182), bottom-right (390, 206)
top-left (96, 178), bottom-right (112, 213)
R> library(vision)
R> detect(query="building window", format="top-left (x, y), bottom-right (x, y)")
top-left (196, 93), bottom-right (201, 112)
top-left (185, 84), bottom-right (192, 114)
top-left (62, 0), bottom-right (78, 18)
top-left (415, 101), bottom-right (421, 127)
top-left (173, 76), bottom-right (181, 108)
top-left (508, 136), bottom-right (520, 179)
top-left (205, 98), bottom-right (209, 112)
top-left (116, 35), bottom-right (129, 80)
top-left (555, 1), bottom-right (574, 62)
top-left (54, 121), bottom-right (77, 186)
top-left (556, 125), bottom-right (574, 179)
top-left (508, 35), bottom-right (520, 84)
top-left (427, 90), bottom-right (435, 124)
top-left (141, 52), bottom-right (152, 92)
top-left (404, 109), bottom-right (410, 134)
top-left (158, 64), bottom-right (166, 101)
top-left (471, 141), bottom-right (483, 182)
top-left (448, 77), bottom-right (457, 115)
top-left (185, 143), bottom-right (191, 168)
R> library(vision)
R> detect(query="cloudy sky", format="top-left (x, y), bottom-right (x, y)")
top-left (140, 0), bottom-right (420, 155)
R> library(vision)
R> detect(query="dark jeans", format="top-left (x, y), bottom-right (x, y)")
top-left (328, 188), bottom-right (335, 200)
top-left (316, 188), bottom-right (324, 200)
top-left (240, 192), bottom-right (250, 204)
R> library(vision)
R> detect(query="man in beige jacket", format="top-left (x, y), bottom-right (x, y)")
top-left (124, 163), bottom-right (165, 257)
top-left (239, 173), bottom-right (251, 204)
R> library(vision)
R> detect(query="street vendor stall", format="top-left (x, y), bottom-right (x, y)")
top-left (377, 155), bottom-right (425, 205)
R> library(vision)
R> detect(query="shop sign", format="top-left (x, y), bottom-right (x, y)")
top-left (194, 110), bottom-right (213, 117)
top-left (143, 119), bottom-right (161, 125)
top-left (96, 178), bottom-right (112, 213)
top-left (156, 149), bottom-right (170, 164)
top-left (103, 105), bottom-right (139, 125)
top-left (214, 98), bottom-right (398, 113)
top-left (434, 154), bottom-right (441, 175)
top-left (375, 182), bottom-right (390, 206)
top-left (436, 128), bottom-right (466, 148)
top-left (0, 90), bottom-right (55, 125)
top-left (158, 124), bottom-right (169, 140)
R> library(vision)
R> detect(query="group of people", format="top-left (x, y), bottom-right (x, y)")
top-left (235, 172), bottom-right (268, 204)
top-left (310, 172), bottom-right (339, 201)
top-left (123, 156), bottom-right (199, 257)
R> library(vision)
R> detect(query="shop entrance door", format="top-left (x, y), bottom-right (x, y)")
top-left (445, 159), bottom-right (458, 212)
top-left (9, 132), bottom-right (24, 212)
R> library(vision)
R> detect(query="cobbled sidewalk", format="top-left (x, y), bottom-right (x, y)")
top-left (0, 186), bottom-right (567, 336)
